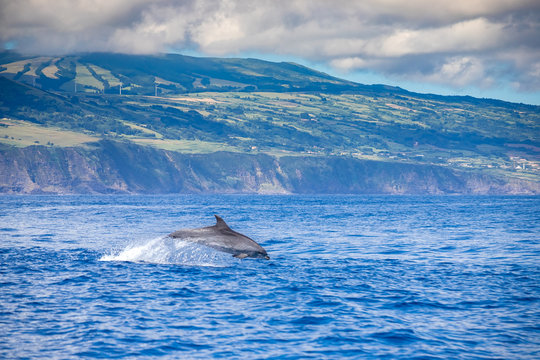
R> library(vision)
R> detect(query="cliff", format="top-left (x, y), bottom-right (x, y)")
top-left (1, 141), bottom-right (537, 195)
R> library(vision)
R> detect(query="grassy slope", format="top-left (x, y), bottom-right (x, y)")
top-left (0, 52), bottom-right (371, 94)
top-left (0, 119), bottom-right (97, 147)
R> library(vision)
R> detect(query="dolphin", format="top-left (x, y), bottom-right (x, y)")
top-left (168, 215), bottom-right (270, 260)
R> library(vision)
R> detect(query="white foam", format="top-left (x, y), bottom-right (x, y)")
top-left (100, 236), bottom-right (233, 267)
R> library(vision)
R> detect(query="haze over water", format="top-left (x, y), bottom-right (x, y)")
top-left (1, 195), bottom-right (538, 358)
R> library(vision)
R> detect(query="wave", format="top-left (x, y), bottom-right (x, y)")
top-left (100, 236), bottom-right (234, 267)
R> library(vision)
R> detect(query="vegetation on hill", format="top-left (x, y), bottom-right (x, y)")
top-left (0, 51), bottom-right (538, 194)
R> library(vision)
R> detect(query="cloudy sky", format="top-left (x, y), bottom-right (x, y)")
top-left (1, 0), bottom-right (539, 104)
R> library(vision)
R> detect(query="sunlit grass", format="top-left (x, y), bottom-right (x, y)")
top-left (0, 119), bottom-right (98, 147)
top-left (130, 138), bottom-right (240, 153)
top-left (75, 63), bottom-right (104, 90)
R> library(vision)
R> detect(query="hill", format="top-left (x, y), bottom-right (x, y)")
top-left (0, 52), bottom-right (538, 194)
top-left (0, 51), bottom-right (367, 94)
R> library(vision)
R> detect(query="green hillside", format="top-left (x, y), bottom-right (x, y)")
top-left (0, 51), bottom-right (365, 95)
top-left (0, 52), bottom-right (538, 194)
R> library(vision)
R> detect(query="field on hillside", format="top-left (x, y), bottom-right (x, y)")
top-left (0, 118), bottom-right (97, 147)
top-left (106, 91), bottom-right (540, 179)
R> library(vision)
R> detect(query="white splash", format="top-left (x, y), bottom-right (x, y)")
top-left (100, 236), bottom-right (234, 267)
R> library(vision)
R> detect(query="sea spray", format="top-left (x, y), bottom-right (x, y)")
top-left (100, 236), bottom-right (234, 267)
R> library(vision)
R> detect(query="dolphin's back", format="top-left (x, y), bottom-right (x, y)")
top-left (168, 215), bottom-right (269, 259)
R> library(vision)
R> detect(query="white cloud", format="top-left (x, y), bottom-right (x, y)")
top-left (331, 57), bottom-right (369, 71)
top-left (371, 18), bottom-right (504, 57)
top-left (0, 0), bottom-right (539, 92)
top-left (425, 56), bottom-right (494, 89)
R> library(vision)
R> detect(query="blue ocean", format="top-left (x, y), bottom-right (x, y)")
top-left (1, 195), bottom-right (538, 359)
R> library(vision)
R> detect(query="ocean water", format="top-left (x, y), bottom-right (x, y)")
top-left (0, 195), bottom-right (538, 359)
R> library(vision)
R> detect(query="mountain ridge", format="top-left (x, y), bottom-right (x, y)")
top-left (1, 50), bottom-right (538, 107)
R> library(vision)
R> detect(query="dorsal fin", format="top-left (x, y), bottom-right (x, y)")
top-left (214, 215), bottom-right (231, 230)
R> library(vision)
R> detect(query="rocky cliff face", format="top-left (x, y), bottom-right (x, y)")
top-left (0, 141), bottom-right (538, 195)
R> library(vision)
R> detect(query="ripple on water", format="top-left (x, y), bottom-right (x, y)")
top-left (0, 195), bottom-right (538, 359)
